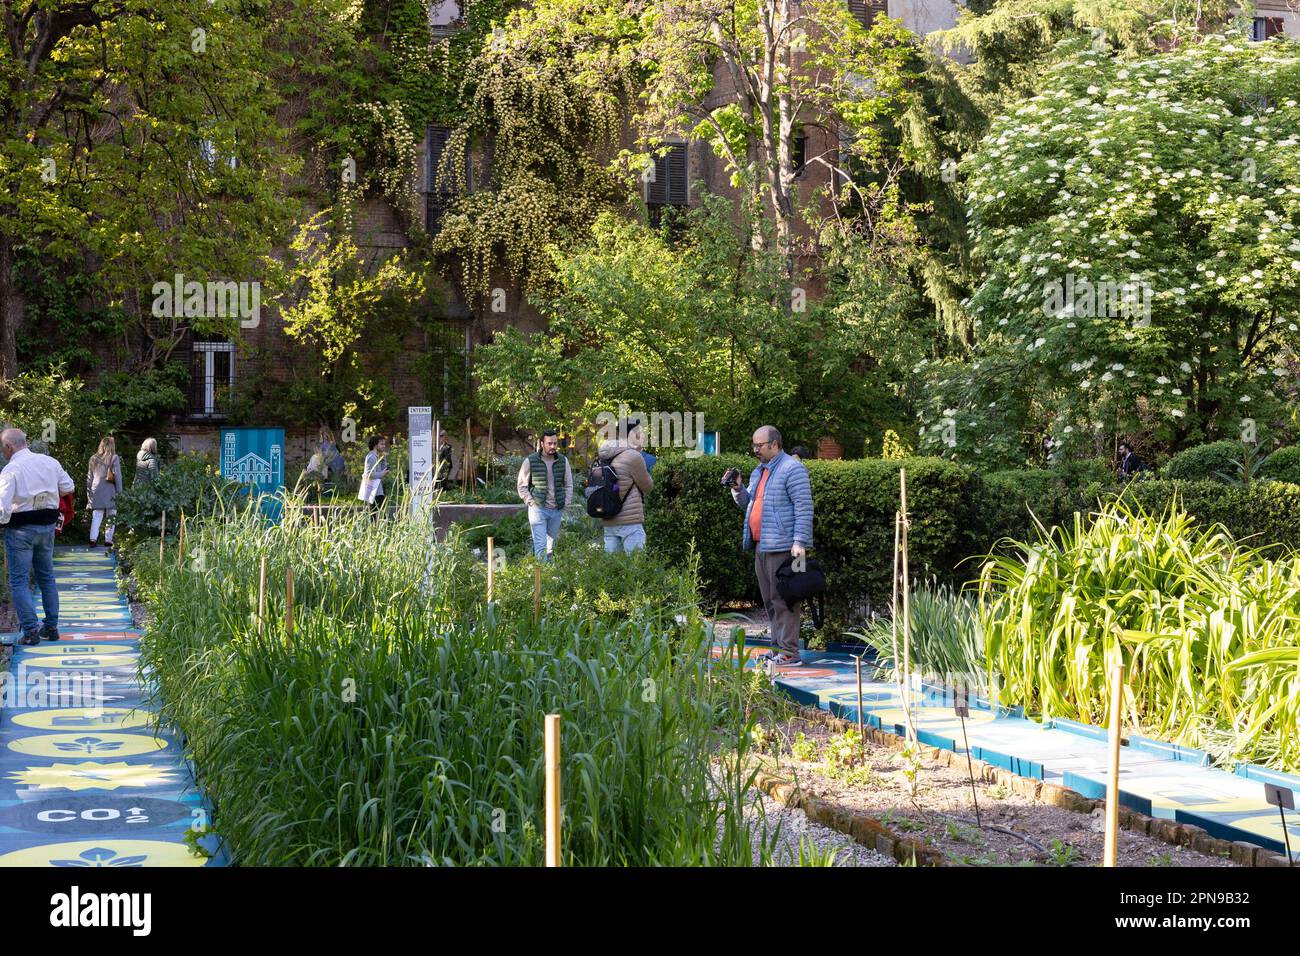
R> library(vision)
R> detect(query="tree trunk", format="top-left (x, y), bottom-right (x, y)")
top-left (0, 234), bottom-right (21, 380)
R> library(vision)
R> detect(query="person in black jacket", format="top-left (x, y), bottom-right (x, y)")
top-left (1117, 441), bottom-right (1149, 479)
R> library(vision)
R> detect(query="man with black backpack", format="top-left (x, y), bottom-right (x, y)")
top-left (516, 428), bottom-right (573, 561)
top-left (724, 425), bottom-right (813, 667)
top-left (587, 418), bottom-right (654, 553)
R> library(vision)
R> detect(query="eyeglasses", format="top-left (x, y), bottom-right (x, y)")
top-left (751, 440), bottom-right (775, 450)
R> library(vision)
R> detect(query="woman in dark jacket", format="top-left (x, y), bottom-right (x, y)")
top-left (135, 438), bottom-right (162, 486)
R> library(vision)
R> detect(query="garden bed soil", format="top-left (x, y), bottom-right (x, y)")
top-left (758, 715), bottom-right (1238, 868)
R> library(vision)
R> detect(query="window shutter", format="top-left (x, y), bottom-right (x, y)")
top-left (666, 143), bottom-right (687, 205)
top-left (427, 126), bottom-right (452, 192)
top-left (847, 0), bottom-right (886, 28)
top-left (426, 125), bottom-right (455, 231)
top-left (648, 143), bottom-right (688, 206)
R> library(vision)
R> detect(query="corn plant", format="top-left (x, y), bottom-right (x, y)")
top-left (978, 498), bottom-right (1300, 771)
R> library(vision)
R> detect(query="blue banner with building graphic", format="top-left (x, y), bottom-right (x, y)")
top-left (220, 428), bottom-right (285, 520)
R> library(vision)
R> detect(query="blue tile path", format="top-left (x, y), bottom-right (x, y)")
top-left (0, 545), bottom-right (223, 867)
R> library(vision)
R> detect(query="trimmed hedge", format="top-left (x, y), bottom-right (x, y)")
top-left (1260, 445), bottom-right (1300, 485)
top-left (645, 455), bottom-right (984, 608)
top-left (646, 455), bottom-right (1300, 608)
top-left (1116, 479), bottom-right (1300, 556)
top-left (1162, 440), bottom-right (1241, 481)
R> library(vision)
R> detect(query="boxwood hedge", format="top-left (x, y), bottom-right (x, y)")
top-left (645, 455), bottom-right (1300, 609)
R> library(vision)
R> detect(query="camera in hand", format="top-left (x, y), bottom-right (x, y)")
top-left (721, 467), bottom-right (740, 488)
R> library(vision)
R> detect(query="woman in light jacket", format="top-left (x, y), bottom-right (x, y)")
top-left (135, 438), bottom-right (162, 486)
top-left (358, 436), bottom-right (389, 519)
top-left (87, 437), bottom-right (125, 547)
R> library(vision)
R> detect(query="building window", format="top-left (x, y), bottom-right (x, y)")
top-left (1251, 17), bottom-right (1285, 41)
top-left (793, 134), bottom-right (808, 176)
top-left (188, 340), bottom-right (235, 418)
top-left (198, 137), bottom-right (237, 170)
top-left (429, 0), bottom-right (463, 35)
top-left (646, 142), bottom-right (689, 214)
top-left (847, 0), bottom-right (887, 29)
top-left (426, 125), bottom-right (458, 234)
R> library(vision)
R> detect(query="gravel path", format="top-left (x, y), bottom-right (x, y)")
top-left (723, 788), bottom-right (896, 867)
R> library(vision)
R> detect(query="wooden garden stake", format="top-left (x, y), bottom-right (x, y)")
top-left (889, 510), bottom-right (901, 677)
top-left (956, 684), bottom-right (981, 829)
top-left (1263, 785), bottom-right (1295, 866)
top-left (285, 564), bottom-right (295, 643)
top-left (544, 713), bottom-right (562, 867)
top-left (896, 470), bottom-right (917, 749)
top-left (533, 563), bottom-right (541, 624)
top-left (176, 515), bottom-right (186, 569)
top-left (1104, 663), bottom-right (1124, 867)
top-left (159, 510), bottom-right (166, 564)
top-left (257, 554), bottom-right (268, 634)
top-left (855, 654), bottom-right (865, 756)
top-left (486, 536), bottom-right (495, 603)
top-left (463, 418), bottom-right (472, 494)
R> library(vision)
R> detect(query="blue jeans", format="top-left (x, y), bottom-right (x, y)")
top-left (528, 505), bottom-right (564, 561)
top-left (603, 523), bottom-right (645, 553)
top-left (6, 523), bottom-right (58, 635)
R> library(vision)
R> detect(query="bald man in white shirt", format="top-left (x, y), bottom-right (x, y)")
top-left (0, 428), bottom-right (75, 645)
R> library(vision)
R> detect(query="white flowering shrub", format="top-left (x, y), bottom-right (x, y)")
top-left (920, 35), bottom-right (1300, 466)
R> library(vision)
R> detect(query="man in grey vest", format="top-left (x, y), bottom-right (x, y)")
top-left (516, 429), bottom-right (573, 561)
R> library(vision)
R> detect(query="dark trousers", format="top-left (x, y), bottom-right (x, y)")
top-left (754, 549), bottom-right (800, 656)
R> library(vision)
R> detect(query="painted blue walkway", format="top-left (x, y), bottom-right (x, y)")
top-left (0, 546), bottom-right (222, 867)
top-left (713, 636), bottom-right (1300, 860)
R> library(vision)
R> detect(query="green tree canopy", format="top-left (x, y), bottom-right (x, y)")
top-left (918, 35), bottom-right (1300, 467)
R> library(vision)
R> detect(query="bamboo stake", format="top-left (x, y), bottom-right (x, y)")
top-left (159, 510), bottom-right (166, 564)
top-left (855, 654), bottom-right (865, 756)
top-left (433, 419), bottom-right (441, 491)
top-left (285, 564), bottom-right (295, 643)
top-left (544, 713), bottom-right (562, 867)
top-left (1104, 663), bottom-right (1124, 867)
top-left (533, 563), bottom-right (542, 624)
top-left (176, 515), bottom-right (186, 569)
top-left (463, 418), bottom-right (472, 494)
top-left (257, 555), bottom-right (267, 636)
top-left (899, 469), bottom-right (916, 748)
top-left (486, 536), bottom-right (495, 603)
top-left (889, 512), bottom-right (899, 676)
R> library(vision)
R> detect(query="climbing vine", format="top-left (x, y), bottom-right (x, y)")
top-left (431, 0), bottom-right (646, 303)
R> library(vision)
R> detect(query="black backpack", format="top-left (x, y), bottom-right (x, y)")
top-left (584, 454), bottom-right (633, 519)
top-left (776, 554), bottom-right (827, 629)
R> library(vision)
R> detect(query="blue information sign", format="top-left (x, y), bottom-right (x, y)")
top-left (220, 427), bottom-right (285, 519)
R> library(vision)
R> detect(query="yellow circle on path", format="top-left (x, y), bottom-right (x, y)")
top-left (0, 839), bottom-right (207, 868)
top-left (7, 733), bottom-right (168, 758)
top-left (23, 644), bottom-right (133, 656)
top-left (23, 655), bottom-right (137, 669)
top-left (6, 761), bottom-right (177, 792)
top-left (10, 708), bottom-right (152, 731)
